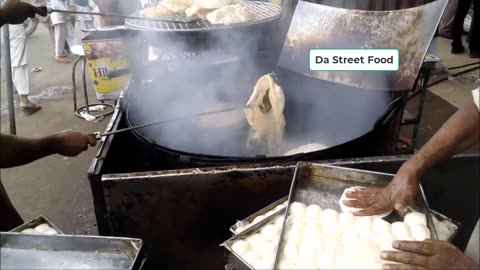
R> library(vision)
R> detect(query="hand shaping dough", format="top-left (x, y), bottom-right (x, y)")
top-left (339, 186), bottom-right (392, 218)
top-left (244, 74), bottom-right (285, 156)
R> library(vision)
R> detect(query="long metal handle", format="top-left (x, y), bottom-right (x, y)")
top-left (90, 106), bottom-right (251, 140)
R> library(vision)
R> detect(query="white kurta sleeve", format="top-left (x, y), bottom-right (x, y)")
top-left (472, 88), bottom-right (479, 112)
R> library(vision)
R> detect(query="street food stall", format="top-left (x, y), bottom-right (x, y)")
top-left (77, 0), bottom-right (476, 269)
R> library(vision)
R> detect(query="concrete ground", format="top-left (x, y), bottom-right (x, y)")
top-left (0, 26), bottom-right (479, 235)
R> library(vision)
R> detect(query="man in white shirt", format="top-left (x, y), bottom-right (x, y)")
top-left (345, 88), bottom-right (480, 269)
top-left (49, 0), bottom-right (78, 63)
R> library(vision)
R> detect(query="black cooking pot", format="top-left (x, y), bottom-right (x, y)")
top-left (124, 62), bottom-right (404, 169)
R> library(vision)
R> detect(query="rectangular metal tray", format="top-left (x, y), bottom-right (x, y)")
top-left (230, 196), bottom-right (288, 235)
top-left (273, 162), bottom-right (438, 268)
top-left (222, 209), bottom-right (286, 270)
top-left (0, 233), bottom-right (143, 270)
top-left (10, 216), bottom-right (64, 234)
top-left (430, 209), bottom-right (461, 242)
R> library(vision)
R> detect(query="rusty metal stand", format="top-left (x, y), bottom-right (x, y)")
top-left (399, 62), bottom-right (436, 153)
top-left (71, 45), bottom-right (114, 120)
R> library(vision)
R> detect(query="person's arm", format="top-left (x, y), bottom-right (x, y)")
top-left (405, 98), bottom-right (479, 178)
top-left (0, 131), bottom-right (96, 169)
top-left (343, 95), bottom-right (479, 215)
top-left (0, 0), bottom-right (47, 27)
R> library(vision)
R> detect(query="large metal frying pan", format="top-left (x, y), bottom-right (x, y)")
top-left (124, 63), bottom-right (397, 160)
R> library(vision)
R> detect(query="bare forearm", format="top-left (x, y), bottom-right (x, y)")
top-left (0, 134), bottom-right (60, 168)
top-left (402, 100), bottom-right (480, 178)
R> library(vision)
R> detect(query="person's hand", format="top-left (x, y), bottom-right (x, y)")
top-left (52, 130), bottom-right (97, 157)
top-left (381, 240), bottom-right (479, 270)
top-left (0, 0), bottom-right (47, 25)
top-left (342, 164), bottom-right (421, 216)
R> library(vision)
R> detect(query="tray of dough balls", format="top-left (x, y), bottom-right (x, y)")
top-left (9, 215), bottom-right (63, 235)
top-left (222, 162), bottom-right (438, 270)
top-left (230, 196), bottom-right (288, 235)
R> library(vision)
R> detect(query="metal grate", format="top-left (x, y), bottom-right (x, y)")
top-left (125, 1), bottom-right (282, 32)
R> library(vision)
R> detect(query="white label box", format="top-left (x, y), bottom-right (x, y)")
top-left (309, 49), bottom-right (400, 71)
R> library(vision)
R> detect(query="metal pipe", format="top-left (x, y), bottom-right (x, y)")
top-left (81, 56), bottom-right (90, 114)
top-left (1, 25), bottom-right (17, 135)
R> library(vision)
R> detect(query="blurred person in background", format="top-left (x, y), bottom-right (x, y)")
top-left (7, 23), bottom-right (42, 115)
top-left (49, 0), bottom-right (78, 63)
top-left (439, 0), bottom-right (458, 39)
top-left (74, 0), bottom-right (96, 39)
top-left (451, 0), bottom-right (479, 57)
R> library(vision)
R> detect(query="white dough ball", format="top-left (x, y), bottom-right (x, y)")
top-left (246, 234), bottom-right (266, 248)
top-left (286, 215), bottom-right (305, 229)
top-left (303, 224), bottom-right (322, 240)
top-left (231, 240), bottom-right (251, 256)
top-left (354, 216), bottom-right (373, 232)
top-left (274, 204), bottom-right (285, 212)
top-left (265, 210), bottom-right (277, 217)
top-left (289, 202), bottom-right (307, 218)
top-left (404, 212), bottom-right (427, 227)
top-left (338, 212), bottom-right (356, 228)
top-left (322, 236), bottom-right (343, 255)
top-left (305, 204), bottom-right (323, 221)
top-left (21, 228), bottom-right (36, 233)
top-left (278, 260), bottom-right (297, 270)
top-left (378, 235), bottom-right (396, 251)
top-left (253, 260), bottom-right (274, 270)
top-left (42, 227), bottom-right (58, 235)
top-left (299, 232), bottom-right (322, 254)
top-left (257, 241), bottom-right (276, 259)
top-left (274, 216), bottom-right (285, 229)
top-left (410, 224), bottom-right (431, 241)
top-left (252, 215), bottom-right (266, 225)
top-left (235, 225), bottom-right (248, 234)
top-left (296, 261), bottom-right (317, 269)
top-left (320, 208), bottom-right (339, 228)
top-left (358, 229), bottom-right (377, 243)
top-left (260, 224), bottom-right (281, 241)
top-left (34, 223), bottom-right (51, 233)
top-left (323, 219), bottom-right (341, 236)
top-left (285, 227), bottom-right (303, 245)
top-left (343, 234), bottom-right (363, 257)
top-left (335, 255), bottom-right (359, 270)
top-left (242, 250), bottom-right (261, 266)
top-left (392, 222), bottom-right (413, 240)
top-left (282, 241), bottom-right (299, 259)
top-left (315, 250), bottom-right (336, 269)
top-left (373, 218), bottom-right (392, 235)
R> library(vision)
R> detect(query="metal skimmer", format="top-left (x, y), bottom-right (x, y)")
top-left (125, 1), bottom-right (282, 32)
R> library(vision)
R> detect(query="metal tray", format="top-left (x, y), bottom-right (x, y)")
top-left (10, 216), bottom-right (64, 234)
top-left (273, 162), bottom-right (438, 268)
top-left (0, 233), bottom-right (144, 270)
top-left (430, 209), bottom-right (461, 242)
top-left (230, 196), bottom-right (287, 235)
top-left (222, 209), bottom-right (286, 270)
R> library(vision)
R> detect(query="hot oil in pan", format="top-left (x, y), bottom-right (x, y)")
top-left (126, 65), bottom-right (391, 157)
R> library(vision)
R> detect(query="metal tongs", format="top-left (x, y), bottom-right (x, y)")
top-left (89, 106), bottom-right (252, 140)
